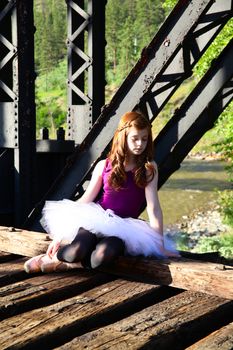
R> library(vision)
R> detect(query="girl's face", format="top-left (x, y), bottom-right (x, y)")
top-left (126, 126), bottom-right (149, 156)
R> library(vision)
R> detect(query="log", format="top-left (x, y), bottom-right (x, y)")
top-left (0, 226), bottom-right (49, 257)
top-left (53, 291), bottom-right (232, 350)
top-left (0, 266), bottom-right (113, 320)
top-left (0, 226), bottom-right (233, 299)
top-left (186, 322), bottom-right (233, 350)
top-left (0, 257), bottom-right (28, 287)
top-left (100, 256), bottom-right (233, 300)
top-left (0, 279), bottom-right (160, 349)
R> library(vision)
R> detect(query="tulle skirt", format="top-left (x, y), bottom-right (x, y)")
top-left (41, 199), bottom-right (177, 258)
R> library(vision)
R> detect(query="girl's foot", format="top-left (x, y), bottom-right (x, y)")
top-left (24, 254), bottom-right (50, 273)
top-left (41, 260), bottom-right (81, 273)
top-left (24, 253), bottom-right (81, 274)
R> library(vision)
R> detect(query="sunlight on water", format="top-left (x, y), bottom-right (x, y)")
top-left (159, 159), bottom-right (231, 227)
top-left (141, 159), bottom-right (231, 227)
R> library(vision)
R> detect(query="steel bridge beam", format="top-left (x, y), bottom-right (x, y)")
top-left (155, 39), bottom-right (233, 188)
top-left (32, 0), bottom-right (231, 199)
top-left (27, 0), bottom-right (232, 230)
top-left (0, 0), bottom-right (36, 225)
top-left (66, 0), bottom-right (106, 144)
top-left (139, 0), bottom-right (232, 119)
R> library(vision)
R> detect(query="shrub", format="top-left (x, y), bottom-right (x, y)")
top-left (193, 233), bottom-right (233, 259)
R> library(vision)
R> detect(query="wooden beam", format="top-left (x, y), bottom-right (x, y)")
top-left (0, 226), bottom-right (233, 299)
top-left (0, 226), bottom-right (50, 257)
top-left (53, 292), bottom-right (232, 350)
top-left (186, 322), bottom-right (233, 350)
top-left (100, 256), bottom-right (233, 300)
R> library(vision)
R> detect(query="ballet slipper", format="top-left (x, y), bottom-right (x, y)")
top-left (24, 254), bottom-right (46, 273)
top-left (41, 260), bottom-right (81, 273)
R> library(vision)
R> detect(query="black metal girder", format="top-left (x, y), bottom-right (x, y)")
top-left (155, 39), bottom-right (233, 188)
top-left (139, 0), bottom-right (232, 119)
top-left (27, 0), bottom-right (232, 229)
top-left (0, 1), bottom-right (36, 225)
top-left (66, 0), bottom-right (106, 144)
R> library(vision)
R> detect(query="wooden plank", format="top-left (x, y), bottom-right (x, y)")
top-left (0, 279), bottom-right (160, 349)
top-left (0, 257), bottom-right (28, 287)
top-left (186, 322), bottom-right (233, 350)
top-left (0, 226), bottom-right (233, 299)
top-left (100, 256), bottom-right (233, 300)
top-left (0, 268), bottom-right (114, 320)
top-left (0, 226), bottom-right (49, 257)
top-left (54, 292), bottom-right (233, 350)
top-left (0, 251), bottom-right (21, 263)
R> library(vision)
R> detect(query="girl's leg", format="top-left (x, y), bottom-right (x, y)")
top-left (57, 228), bottom-right (97, 263)
top-left (90, 236), bottom-right (125, 269)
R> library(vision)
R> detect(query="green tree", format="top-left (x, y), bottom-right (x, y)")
top-left (135, 0), bottom-right (165, 53)
top-left (34, 0), bottom-right (66, 72)
top-left (106, 0), bottom-right (165, 86)
top-left (117, 8), bottom-right (137, 82)
top-left (106, 0), bottom-right (125, 82)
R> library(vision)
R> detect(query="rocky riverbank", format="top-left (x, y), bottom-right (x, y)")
top-left (165, 202), bottom-right (230, 250)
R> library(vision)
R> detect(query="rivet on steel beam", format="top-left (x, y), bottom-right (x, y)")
top-left (164, 38), bottom-right (170, 47)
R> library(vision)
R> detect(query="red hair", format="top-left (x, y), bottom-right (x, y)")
top-left (108, 111), bottom-right (155, 190)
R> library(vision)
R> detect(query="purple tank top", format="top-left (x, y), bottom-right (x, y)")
top-left (97, 159), bottom-right (146, 218)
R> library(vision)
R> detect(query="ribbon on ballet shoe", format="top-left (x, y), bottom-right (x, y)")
top-left (41, 260), bottom-right (81, 273)
top-left (41, 261), bottom-right (64, 273)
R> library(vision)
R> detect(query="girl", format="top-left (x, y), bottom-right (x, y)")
top-left (24, 111), bottom-right (178, 273)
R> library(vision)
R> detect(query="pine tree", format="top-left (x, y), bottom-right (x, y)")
top-left (106, 0), bottom-right (126, 83)
top-left (34, 0), bottom-right (66, 72)
top-left (135, 0), bottom-right (165, 53)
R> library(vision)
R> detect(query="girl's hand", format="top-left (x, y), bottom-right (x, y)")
top-left (46, 240), bottom-right (61, 258)
top-left (162, 247), bottom-right (180, 258)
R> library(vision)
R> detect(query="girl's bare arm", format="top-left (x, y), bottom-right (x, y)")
top-left (145, 162), bottom-right (163, 236)
top-left (78, 159), bottom-right (106, 203)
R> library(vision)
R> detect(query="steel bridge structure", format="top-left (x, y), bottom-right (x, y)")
top-left (0, 0), bottom-right (232, 229)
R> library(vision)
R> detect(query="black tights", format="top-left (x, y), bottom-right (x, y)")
top-left (57, 228), bottom-right (125, 269)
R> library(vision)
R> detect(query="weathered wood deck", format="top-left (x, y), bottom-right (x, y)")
top-left (0, 226), bottom-right (233, 349)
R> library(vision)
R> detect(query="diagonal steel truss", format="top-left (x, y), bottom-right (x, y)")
top-left (0, 0), bottom-right (232, 228)
top-left (27, 0), bottom-right (233, 230)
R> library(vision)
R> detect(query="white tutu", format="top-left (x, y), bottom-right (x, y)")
top-left (41, 199), bottom-right (177, 258)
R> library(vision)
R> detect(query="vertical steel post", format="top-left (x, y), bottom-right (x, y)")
top-left (14, 0), bottom-right (36, 225)
top-left (67, 0), bottom-right (106, 145)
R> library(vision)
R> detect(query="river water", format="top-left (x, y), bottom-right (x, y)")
top-left (157, 159), bottom-right (231, 229)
